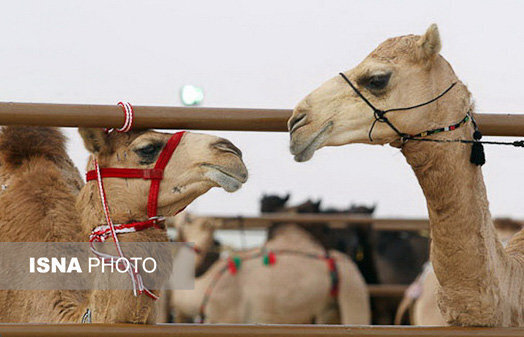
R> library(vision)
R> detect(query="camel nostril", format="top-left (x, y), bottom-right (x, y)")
top-left (212, 139), bottom-right (243, 158)
top-left (288, 113), bottom-right (307, 133)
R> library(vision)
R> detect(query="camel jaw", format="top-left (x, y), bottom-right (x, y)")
top-left (290, 122), bottom-right (332, 162)
top-left (203, 164), bottom-right (248, 192)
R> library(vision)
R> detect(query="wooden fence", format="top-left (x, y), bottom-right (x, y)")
top-left (1, 104), bottom-right (522, 334)
top-left (1, 102), bottom-right (524, 136)
top-left (203, 214), bottom-right (521, 231)
top-left (0, 324), bottom-right (522, 337)
top-left (206, 214), bottom-right (430, 231)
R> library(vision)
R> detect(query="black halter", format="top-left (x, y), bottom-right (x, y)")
top-left (338, 73), bottom-right (524, 166)
top-left (338, 72), bottom-right (458, 142)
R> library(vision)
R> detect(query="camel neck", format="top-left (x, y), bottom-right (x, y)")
top-left (76, 182), bottom-right (167, 240)
top-left (401, 127), bottom-right (507, 322)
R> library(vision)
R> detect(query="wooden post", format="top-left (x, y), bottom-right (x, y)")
top-left (0, 102), bottom-right (523, 136)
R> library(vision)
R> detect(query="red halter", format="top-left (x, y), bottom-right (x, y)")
top-left (86, 131), bottom-right (186, 300)
top-left (86, 131), bottom-right (186, 219)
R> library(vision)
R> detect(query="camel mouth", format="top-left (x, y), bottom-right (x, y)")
top-left (290, 121), bottom-right (333, 162)
top-left (202, 164), bottom-right (248, 192)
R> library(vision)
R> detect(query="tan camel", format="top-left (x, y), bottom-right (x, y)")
top-left (169, 213), bottom-right (370, 324)
top-left (0, 126), bottom-right (247, 323)
top-left (396, 219), bottom-right (524, 326)
top-left (288, 23), bottom-right (524, 326)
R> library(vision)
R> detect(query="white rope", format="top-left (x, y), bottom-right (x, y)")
top-left (91, 159), bottom-right (156, 298)
top-left (106, 101), bottom-right (134, 133)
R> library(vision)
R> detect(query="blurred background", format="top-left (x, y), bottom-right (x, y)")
top-left (1, 0), bottom-right (523, 220)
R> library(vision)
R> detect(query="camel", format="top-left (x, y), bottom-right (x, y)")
top-left (288, 23), bottom-right (524, 326)
top-left (0, 126), bottom-right (247, 323)
top-left (170, 211), bottom-right (370, 324)
top-left (396, 219), bottom-right (524, 326)
top-left (262, 194), bottom-right (427, 325)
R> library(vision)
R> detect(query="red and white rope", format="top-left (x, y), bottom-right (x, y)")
top-left (91, 159), bottom-right (158, 300)
top-left (106, 102), bottom-right (134, 134)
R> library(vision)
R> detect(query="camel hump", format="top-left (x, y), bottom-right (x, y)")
top-left (0, 126), bottom-right (68, 170)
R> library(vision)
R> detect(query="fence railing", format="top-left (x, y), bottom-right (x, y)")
top-left (1, 102), bottom-right (524, 136)
top-left (201, 215), bottom-right (521, 232)
top-left (0, 324), bottom-right (522, 337)
top-left (1, 104), bottom-right (522, 333)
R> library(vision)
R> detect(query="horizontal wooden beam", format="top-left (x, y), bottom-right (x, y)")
top-left (0, 324), bottom-right (522, 337)
top-left (207, 214), bottom-right (430, 232)
top-left (205, 215), bottom-right (522, 232)
top-left (0, 102), bottom-right (523, 136)
top-left (0, 102), bottom-right (290, 131)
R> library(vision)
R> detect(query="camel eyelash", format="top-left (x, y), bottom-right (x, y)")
top-left (134, 142), bottom-right (165, 164)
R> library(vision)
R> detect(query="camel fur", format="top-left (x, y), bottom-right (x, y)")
top-left (396, 219), bottom-right (523, 326)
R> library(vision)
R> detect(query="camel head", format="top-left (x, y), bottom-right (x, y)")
top-left (260, 193), bottom-right (291, 213)
top-left (79, 129), bottom-right (248, 217)
top-left (171, 213), bottom-right (216, 267)
top-left (289, 24), bottom-right (471, 162)
top-left (290, 199), bottom-right (322, 214)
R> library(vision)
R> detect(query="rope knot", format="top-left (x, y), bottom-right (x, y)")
top-left (373, 109), bottom-right (386, 121)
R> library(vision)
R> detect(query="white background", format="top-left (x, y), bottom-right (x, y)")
top-left (2, 0), bottom-right (523, 219)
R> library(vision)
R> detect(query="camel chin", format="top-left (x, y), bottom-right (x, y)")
top-left (291, 122), bottom-right (332, 162)
top-left (204, 166), bottom-right (247, 192)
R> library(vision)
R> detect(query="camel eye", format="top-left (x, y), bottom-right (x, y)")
top-left (134, 142), bottom-right (163, 164)
top-left (365, 73), bottom-right (391, 91)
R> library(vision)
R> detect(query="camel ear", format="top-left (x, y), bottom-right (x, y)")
top-left (284, 193), bottom-right (290, 202)
top-left (78, 128), bottom-right (108, 154)
top-left (417, 24), bottom-right (441, 60)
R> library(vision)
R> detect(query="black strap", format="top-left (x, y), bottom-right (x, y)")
top-left (339, 73), bottom-right (456, 141)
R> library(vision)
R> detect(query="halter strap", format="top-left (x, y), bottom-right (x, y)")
top-left (148, 131), bottom-right (184, 218)
top-left (337, 73), bottom-right (524, 165)
top-left (85, 130), bottom-right (186, 301)
top-left (196, 248), bottom-right (340, 322)
top-left (407, 114), bottom-right (470, 139)
top-left (338, 72), bottom-right (458, 142)
top-left (85, 168), bottom-right (164, 181)
top-left (86, 131), bottom-right (185, 220)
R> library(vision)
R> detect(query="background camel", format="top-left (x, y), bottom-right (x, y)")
top-left (288, 24), bottom-right (524, 326)
top-left (262, 193), bottom-right (427, 324)
top-left (396, 219), bottom-right (524, 326)
top-left (170, 211), bottom-right (370, 324)
top-left (0, 126), bottom-right (247, 323)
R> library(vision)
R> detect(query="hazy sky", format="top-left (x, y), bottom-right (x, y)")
top-left (2, 0), bottom-right (524, 218)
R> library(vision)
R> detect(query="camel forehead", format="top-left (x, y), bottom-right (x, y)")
top-left (367, 34), bottom-right (420, 62)
top-left (111, 130), bottom-right (180, 147)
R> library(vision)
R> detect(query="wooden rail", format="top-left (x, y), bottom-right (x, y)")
top-left (208, 214), bottom-right (430, 231)
top-left (0, 324), bottom-right (522, 337)
top-left (0, 102), bottom-right (523, 136)
top-left (205, 215), bottom-right (522, 232)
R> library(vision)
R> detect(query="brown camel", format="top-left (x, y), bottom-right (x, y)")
top-left (0, 126), bottom-right (247, 323)
top-left (396, 219), bottom-right (524, 326)
top-left (170, 213), bottom-right (370, 324)
top-left (288, 24), bottom-right (524, 326)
